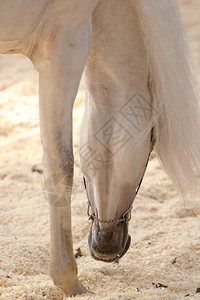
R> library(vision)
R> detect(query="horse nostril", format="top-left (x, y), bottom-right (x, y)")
top-left (95, 230), bottom-right (116, 247)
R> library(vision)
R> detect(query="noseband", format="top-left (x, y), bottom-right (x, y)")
top-left (84, 128), bottom-right (154, 224)
top-left (87, 203), bottom-right (132, 224)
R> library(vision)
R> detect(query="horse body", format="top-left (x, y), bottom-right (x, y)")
top-left (1, 0), bottom-right (200, 297)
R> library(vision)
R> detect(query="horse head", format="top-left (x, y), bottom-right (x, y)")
top-left (80, 121), bottom-right (153, 262)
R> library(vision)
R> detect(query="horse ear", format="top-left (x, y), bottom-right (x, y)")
top-left (135, 0), bottom-right (200, 195)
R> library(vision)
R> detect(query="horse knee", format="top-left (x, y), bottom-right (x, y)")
top-left (42, 153), bottom-right (74, 207)
top-left (43, 147), bottom-right (74, 171)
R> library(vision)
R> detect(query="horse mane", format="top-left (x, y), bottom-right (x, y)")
top-left (135, 0), bottom-right (200, 195)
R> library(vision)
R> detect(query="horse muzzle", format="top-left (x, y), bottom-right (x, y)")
top-left (88, 221), bottom-right (131, 263)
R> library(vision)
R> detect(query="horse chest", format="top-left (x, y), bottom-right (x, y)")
top-left (0, 0), bottom-right (99, 55)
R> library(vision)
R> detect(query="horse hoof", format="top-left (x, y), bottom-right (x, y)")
top-left (62, 279), bottom-right (93, 298)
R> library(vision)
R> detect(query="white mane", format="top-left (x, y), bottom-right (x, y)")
top-left (135, 0), bottom-right (200, 195)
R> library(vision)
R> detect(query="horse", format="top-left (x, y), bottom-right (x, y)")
top-left (1, 0), bottom-right (200, 298)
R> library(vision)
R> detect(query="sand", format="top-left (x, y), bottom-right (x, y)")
top-left (0, 1), bottom-right (200, 299)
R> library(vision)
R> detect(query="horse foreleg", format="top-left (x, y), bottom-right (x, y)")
top-left (32, 19), bottom-right (92, 297)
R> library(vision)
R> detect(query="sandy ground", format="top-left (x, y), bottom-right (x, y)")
top-left (0, 1), bottom-right (200, 299)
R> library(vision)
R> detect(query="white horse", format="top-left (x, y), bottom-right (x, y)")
top-left (1, 0), bottom-right (200, 297)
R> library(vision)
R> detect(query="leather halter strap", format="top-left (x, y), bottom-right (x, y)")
top-left (84, 128), bottom-right (154, 224)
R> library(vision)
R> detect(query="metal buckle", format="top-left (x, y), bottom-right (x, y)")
top-left (87, 203), bottom-right (94, 220)
top-left (122, 206), bottom-right (132, 222)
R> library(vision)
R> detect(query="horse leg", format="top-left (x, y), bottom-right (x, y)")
top-left (31, 19), bottom-right (92, 297)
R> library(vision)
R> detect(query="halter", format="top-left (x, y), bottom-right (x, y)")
top-left (84, 128), bottom-right (154, 224)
